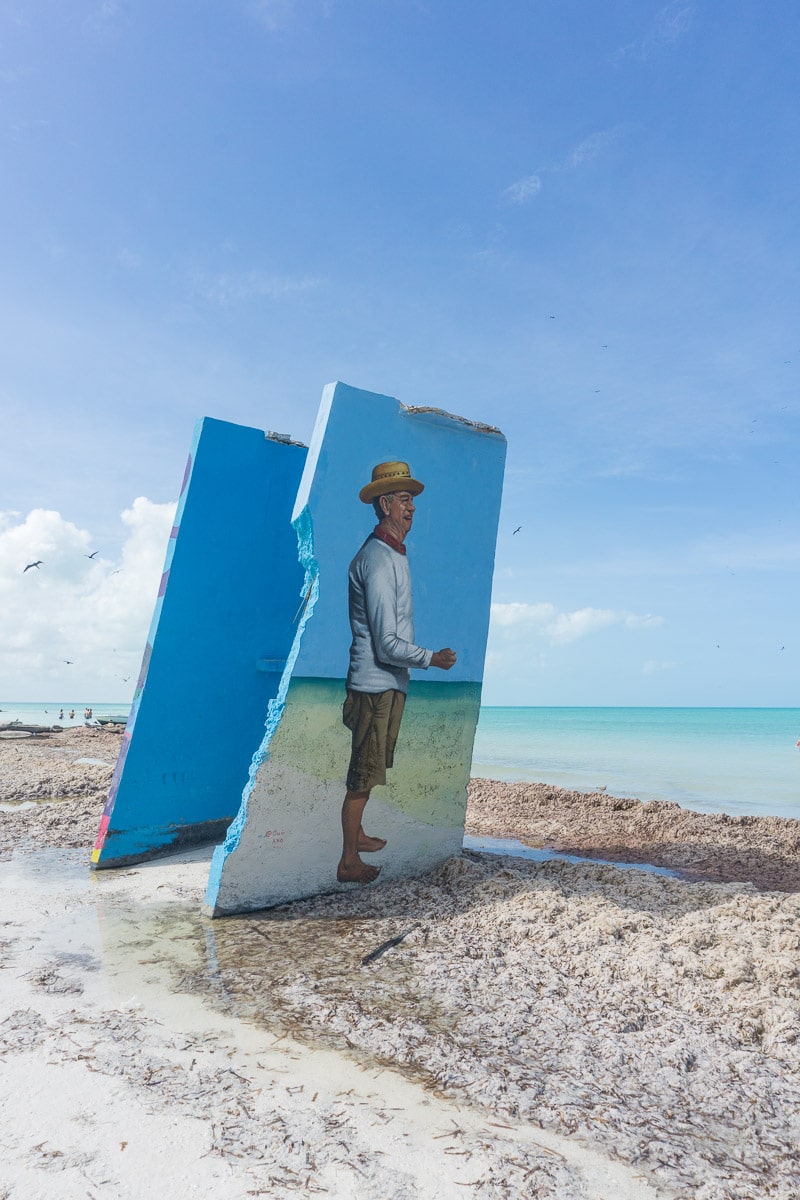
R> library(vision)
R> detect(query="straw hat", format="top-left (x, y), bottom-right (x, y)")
top-left (358, 461), bottom-right (425, 504)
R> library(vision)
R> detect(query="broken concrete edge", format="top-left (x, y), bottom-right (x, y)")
top-left (267, 431), bottom-right (308, 448)
top-left (90, 817), bottom-right (235, 870)
top-left (403, 405), bottom-right (504, 437)
top-left (202, 504), bottom-right (320, 916)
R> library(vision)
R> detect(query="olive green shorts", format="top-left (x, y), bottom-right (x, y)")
top-left (342, 688), bottom-right (406, 793)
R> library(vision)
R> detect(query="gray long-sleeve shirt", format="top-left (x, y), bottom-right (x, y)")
top-left (346, 534), bottom-right (433, 694)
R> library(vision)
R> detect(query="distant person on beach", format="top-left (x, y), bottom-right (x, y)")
top-left (59, 709), bottom-right (64, 720)
top-left (339, 461), bottom-right (457, 885)
top-left (68, 710), bottom-right (75, 720)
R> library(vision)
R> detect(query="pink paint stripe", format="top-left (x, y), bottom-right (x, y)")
top-left (179, 453), bottom-right (192, 496)
top-left (93, 813), bottom-right (110, 849)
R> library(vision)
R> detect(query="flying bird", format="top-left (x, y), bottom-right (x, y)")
top-left (23, 561), bottom-right (43, 572)
top-left (63, 660), bottom-right (74, 665)
top-left (85, 551), bottom-right (99, 559)
top-left (512, 526), bottom-right (522, 535)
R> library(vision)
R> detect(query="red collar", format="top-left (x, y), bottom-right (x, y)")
top-left (373, 525), bottom-right (407, 556)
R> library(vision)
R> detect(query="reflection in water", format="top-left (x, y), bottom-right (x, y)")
top-left (464, 834), bottom-right (681, 878)
top-left (81, 867), bottom-right (456, 1090)
top-left (196, 905), bottom-right (459, 1079)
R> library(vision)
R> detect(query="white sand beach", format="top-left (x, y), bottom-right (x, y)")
top-left (2, 728), bottom-right (800, 1198)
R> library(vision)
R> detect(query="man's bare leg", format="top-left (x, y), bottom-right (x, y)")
top-left (338, 789), bottom-right (382, 883)
top-left (358, 825), bottom-right (387, 853)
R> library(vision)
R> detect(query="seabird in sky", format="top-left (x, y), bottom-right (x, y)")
top-left (85, 551), bottom-right (99, 559)
top-left (513, 526), bottom-right (522, 535)
top-left (23, 561), bottom-right (43, 572)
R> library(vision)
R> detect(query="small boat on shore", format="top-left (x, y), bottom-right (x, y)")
top-left (0, 723), bottom-right (60, 736)
top-left (95, 716), bottom-right (128, 727)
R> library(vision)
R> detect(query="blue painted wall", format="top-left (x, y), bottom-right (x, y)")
top-left (93, 417), bottom-right (307, 866)
top-left (291, 382), bottom-right (506, 682)
top-left (205, 383), bottom-right (506, 914)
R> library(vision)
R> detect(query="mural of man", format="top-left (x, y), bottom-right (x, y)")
top-left (339, 461), bottom-right (457, 884)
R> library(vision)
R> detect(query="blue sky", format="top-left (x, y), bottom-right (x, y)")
top-left (1, 0), bottom-right (798, 705)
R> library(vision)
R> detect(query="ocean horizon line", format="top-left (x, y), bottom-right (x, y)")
top-left (4, 700), bottom-right (799, 712)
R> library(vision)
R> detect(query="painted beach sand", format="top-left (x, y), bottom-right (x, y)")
top-left (206, 677), bottom-right (482, 914)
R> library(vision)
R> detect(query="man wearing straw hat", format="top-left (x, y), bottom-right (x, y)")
top-left (338, 461), bottom-right (457, 884)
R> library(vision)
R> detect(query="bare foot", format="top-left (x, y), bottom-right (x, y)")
top-left (357, 833), bottom-right (387, 853)
top-left (337, 858), bottom-right (381, 884)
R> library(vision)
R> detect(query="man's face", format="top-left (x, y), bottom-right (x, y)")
top-left (382, 491), bottom-right (416, 538)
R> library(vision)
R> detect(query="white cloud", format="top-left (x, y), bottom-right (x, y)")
top-left (546, 607), bottom-right (620, 642)
top-left (488, 601), bottom-right (557, 628)
top-left (117, 248), bottom-right (143, 270)
top-left (563, 128), bottom-right (620, 169)
top-left (611, 2), bottom-right (694, 63)
top-left (490, 601), bottom-right (663, 644)
top-left (643, 659), bottom-right (675, 674)
top-left (0, 499), bottom-right (176, 699)
top-left (191, 269), bottom-right (321, 306)
top-left (500, 128), bottom-right (619, 206)
top-left (246, 0), bottom-right (301, 31)
top-left (624, 613), bottom-right (664, 631)
top-left (501, 175), bottom-right (542, 206)
top-left (246, 0), bottom-right (334, 28)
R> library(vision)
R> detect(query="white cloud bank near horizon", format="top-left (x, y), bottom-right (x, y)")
top-left (483, 602), bottom-right (667, 704)
top-left (2, 504), bottom-right (666, 703)
top-left (489, 601), bottom-right (663, 643)
top-left (0, 498), bottom-right (176, 701)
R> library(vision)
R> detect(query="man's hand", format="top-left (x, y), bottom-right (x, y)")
top-left (431, 647), bottom-right (457, 670)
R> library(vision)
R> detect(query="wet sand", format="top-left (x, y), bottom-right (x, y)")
top-left (2, 729), bottom-right (800, 1198)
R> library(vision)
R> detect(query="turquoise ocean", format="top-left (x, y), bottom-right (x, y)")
top-left (4, 701), bottom-right (800, 821)
top-left (0, 701), bottom-right (130, 729)
top-left (473, 707), bottom-right (800, 821)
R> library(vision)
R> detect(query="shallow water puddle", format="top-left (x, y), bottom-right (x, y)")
top-left (5, 845), bottom-right (91, 890)
top-left (9, 846), bottom-right (434, 1056)
top-left (464, 834), bottom-right (682, 878)
top-left (6, 847), bottom-right (676, 1200)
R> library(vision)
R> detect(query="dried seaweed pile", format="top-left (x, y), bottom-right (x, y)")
top-left (0, 727), bottom-right (118, 856)
top-left (467, 778), bottom-right (800, 891)
top-left (189, 853), bottom-right (800, 1199)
